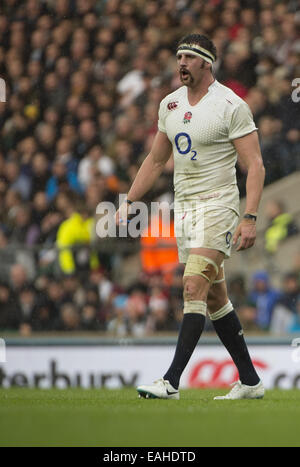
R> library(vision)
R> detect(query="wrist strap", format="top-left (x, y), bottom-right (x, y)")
top-left (126, 198), bottom-right (133, 205)
top-left (243, 213), bottom-right (257, 221)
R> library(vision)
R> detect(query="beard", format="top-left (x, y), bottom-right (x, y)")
top-left (180, 69), bottom-right (194, 85)
top-left (179, 61), bottom-right (205, 86)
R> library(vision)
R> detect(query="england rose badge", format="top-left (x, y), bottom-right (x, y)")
top-left (183, 111), bottom-right (192, 124)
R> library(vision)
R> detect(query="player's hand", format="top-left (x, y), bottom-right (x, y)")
top-left (115, 200), bottom-right (130, 226)
top-left (233, 219), bottom-right (256, 251)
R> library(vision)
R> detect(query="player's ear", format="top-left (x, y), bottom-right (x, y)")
top-left (202, 59), bottom-right (211, 70)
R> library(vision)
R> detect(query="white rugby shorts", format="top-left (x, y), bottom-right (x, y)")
top-left (174, 203), bottom-right (239, 264)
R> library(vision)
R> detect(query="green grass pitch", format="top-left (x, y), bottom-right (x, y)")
top-left (0, 388), bottom-right (300, 447)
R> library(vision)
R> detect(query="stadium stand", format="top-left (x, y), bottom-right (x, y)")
top-left (0, 0), bottom-right (299, 336)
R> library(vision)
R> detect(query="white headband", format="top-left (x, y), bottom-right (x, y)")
top-left (176, 43), bottom-right (215, 64)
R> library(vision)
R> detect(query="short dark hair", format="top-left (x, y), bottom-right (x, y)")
top-left (177, 34), bottom-right (217, 62)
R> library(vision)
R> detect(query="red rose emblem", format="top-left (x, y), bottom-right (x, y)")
top-left (183, 111), bottom-right (192, 123)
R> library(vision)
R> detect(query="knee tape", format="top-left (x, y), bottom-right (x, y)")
top-left (208, 300), bottom-right (233, 321)
top-left (183, 254), bottom-right (219, 284)
top-left (213, 275), bottom-right (225, 284)
top-left (213, 261), bottom-right (225, 284)
top-left (184, 300), bottom-right (207, 316)
top-left (213, 278), bottom-right (225, 284)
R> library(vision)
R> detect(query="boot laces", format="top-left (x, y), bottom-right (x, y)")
top-left (228, 380), bottom-right (242, 394)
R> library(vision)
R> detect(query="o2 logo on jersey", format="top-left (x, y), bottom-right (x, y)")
top-left (183, 111), bottom-right (192, 124)
top-left (175, 132), bottom-right (197, 161)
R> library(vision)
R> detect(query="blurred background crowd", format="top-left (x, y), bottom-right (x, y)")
top-left (0, 0), bottom-right (299, 336)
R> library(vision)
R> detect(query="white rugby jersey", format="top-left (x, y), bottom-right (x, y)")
top-left (158, 80), bottom-right (257, 210)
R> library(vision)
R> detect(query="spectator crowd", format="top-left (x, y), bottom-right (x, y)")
top-left (0, 0), bottom-right (299, 335)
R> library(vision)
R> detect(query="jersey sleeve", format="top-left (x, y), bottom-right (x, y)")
top-left (158, 100), bottom-right (167, 134)
top-left (228, 101), bottom-right (257, 140)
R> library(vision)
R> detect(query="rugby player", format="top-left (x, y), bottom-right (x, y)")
top-left (116, 34), bottom-right (265, 400)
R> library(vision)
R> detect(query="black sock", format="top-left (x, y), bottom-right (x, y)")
top-left (212, 310), bottom-right (260, 386)
top-left (164, 313), bottom-right (206, 389)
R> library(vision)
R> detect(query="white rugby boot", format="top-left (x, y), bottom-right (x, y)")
top-left (137, 378), bottom-right (180, 400)
top-left (214, 380), bottom-right (265, 400)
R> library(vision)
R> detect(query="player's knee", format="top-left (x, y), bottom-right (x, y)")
top-left (184, 254), bottom-right (219, 284)
top-left (183, 276), bottom-right (208, 301)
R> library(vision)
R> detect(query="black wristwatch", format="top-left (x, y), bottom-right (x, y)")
top-left (243, 213), bottom-right (257, 221)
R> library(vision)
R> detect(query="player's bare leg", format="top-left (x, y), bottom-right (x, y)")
top-left (137, 248), bottom-right (223, 399)
top-left (207, 272), bottom-right (264, 400)
top-left (163, 248), bottom-right (223, 388)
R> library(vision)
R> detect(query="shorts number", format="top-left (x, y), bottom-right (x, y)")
top-left (225, 231), bottom-right (232, 248)
top-left (175, 132), bottom-right (197, 160)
